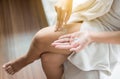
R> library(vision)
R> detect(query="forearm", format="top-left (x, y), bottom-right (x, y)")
top-left (90, 31), bottom-right (120, 44)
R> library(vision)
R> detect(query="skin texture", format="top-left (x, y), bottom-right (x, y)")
top-left (2, 23), bottom-right (81, 79)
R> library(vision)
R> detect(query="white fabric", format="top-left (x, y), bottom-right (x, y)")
top-left (64, 0), bottom-right (120, 79)
top-left (63, 61), bottom-right (111, 79)
top-left (68, 0), bottom-right (113, 22)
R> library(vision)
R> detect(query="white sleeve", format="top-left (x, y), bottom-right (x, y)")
top-left (68, 0), bottom-right (113, 22)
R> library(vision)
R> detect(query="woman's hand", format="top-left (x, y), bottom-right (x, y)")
top-left (54, 0), bottom-right (73, 31)
top-left (52, 31), bottom-right (93, 52)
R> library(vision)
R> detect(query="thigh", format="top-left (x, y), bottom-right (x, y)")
top-left (41, 52), bottom-right (68, 66)
top-left (36, 23), bottom-right (81, 55)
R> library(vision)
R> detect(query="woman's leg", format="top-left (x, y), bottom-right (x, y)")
top-left (41, 53), bottom-right (69, 79)
top-left (2, 23), bottom-right (81, 76)
top-left (39, 23), bottom-right (81, 79)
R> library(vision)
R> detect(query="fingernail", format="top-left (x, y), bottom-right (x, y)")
top-left (51, 43), bottom-right (54, 45)
top-left (70, 49), bottom-right (74, 52)
top-left (2, 65), bottom-right (5, 68)
top-left (51, 43), bottom-right (54, 46)
top-left (51, 42), bottom-right (58, 46)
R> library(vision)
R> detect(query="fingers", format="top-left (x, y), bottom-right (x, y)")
top-left (51, 37), bottom-right (70, 47)
top-left (55, 45), bottom-right (72, 49)
top-left (59, 8), bottom-right (66, 27)
top-left (59, 34), bottom-right (72, 39)
top-left (54, 0), bottom-right (72, 32)
top-left (55, 6), bottom-right (71, 31)
top-left (70, 40), bottom-right (82, 52)
top-left (71, 39), bottom-right (80, 48)
top-left (70, 42), bottom-right (87, 52)
top-left (52, 42), bottom-right (69, 45)
top-left (53, 38), bottom-right (70, 43)
top-left (53, 43), bottom-right (72, 49)
top-left (64, 9), bottom-right (72, 24)
top-left (55, 22), bottom-right (60, 32)
top-left (51, 36), bottom-right (72, 49)
top-left (52, 31), bottom-right (91, 52)
top-left (55, 6), bottom-right (65, 31)
top-left (55, 6), bottom-right (61, 21)
top-left (70, 45), bottom-right (82, 52)
top-left (70, 38), bottom-right (90, 52)
top-left (55, 6), bottom-right (61, 31)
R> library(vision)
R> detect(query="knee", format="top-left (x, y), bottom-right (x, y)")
top-left (33, 28), bottom-right (49, 46)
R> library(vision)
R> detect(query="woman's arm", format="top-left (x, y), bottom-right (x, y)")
top-left (90, 31), bottom-right (120, 44)
top-left (52, 31), bottom-right (120, 52)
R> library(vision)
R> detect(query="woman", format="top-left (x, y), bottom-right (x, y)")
top-left (3, 0), bottom-right (120, 79)
top-left (52, 0), bottom-right (120, 79)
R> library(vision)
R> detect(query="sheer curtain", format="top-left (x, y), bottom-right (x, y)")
top-left (0, 0), bottom-right (48, 79)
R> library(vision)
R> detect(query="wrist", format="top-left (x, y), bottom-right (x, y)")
top-left (88, 31), bottom-right (100, 43)
top-left (86, 31), bottom-right (95, 43)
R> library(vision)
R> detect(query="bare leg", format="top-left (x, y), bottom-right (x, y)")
top-left (2, 35), bottom-right (45, 75)
top-left (41, 53), bottom-right (69, 79)
top-left (40, 23), bottom-right (81, 79)
top-left (2, 23), bottom-right (81, 76)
